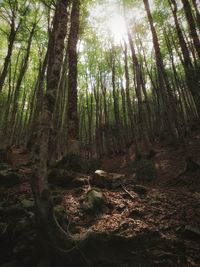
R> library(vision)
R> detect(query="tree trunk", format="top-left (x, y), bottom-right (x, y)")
top-left (31, 0), bottom-right (72, 253)
top-left (10, 24), bottom-right (36, 143)
top-left (0, 25), bottom-right (16, 92)
top-left (169, 0), bottom-right (200, 117)
top-left (27, 51), bottom-right (48, 148)
top-left (67, 0), bottom-right (80, 153)
top-left (191, 0), bottom-right (200, 29)
top-left (143, 0), bottom-right (181, 143)
top-left (181, 0), bottom-right (200, 59)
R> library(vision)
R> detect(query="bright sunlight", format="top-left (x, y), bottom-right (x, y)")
top-left (108, 14), bottom-right (127, 44)
top-left (88, 1), bottom-right (128, 46)
top-left (88, 0), bottom-right (155, 46)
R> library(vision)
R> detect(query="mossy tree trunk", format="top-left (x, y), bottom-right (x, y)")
top-left (31, 0), bottom-right (71, 250)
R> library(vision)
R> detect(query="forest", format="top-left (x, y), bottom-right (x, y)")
top-left (0, 0), bottom-right (200, 266)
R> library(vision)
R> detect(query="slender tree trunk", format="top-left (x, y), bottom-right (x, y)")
top-left (111, 55), bottom-right (122, 153)
top-left (169, 0), bottom-right (200, 117)
top-left (123, 43), bottom-right (140, 156)
top-left (31, 0), bottom-right (72, 252)
top-left (0, 19), bottom-right (18, 92)
top-left (181, 0), bottom-right (200, 59)
top-left (86, 74), bottom-right (94, 157)
top-left (120, 80), bottom-right (127, 130)
top-left (67, 0), bottom-right (80, 153)
top-left (123, 3), bottom-right (151, 153)
top-left (10, 24), bottom-right (36, 143)
top-left (27, 51), bottom-right (48, 148)
top-left (143, 0), bottom-right (181, 143)
top-left (191, 0), bottom-right (200, 29)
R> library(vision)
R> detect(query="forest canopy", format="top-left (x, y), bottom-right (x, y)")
top-left (0, 0), bottom-right (199, 159)
top-left (0, 0), bottom-right (200, 266)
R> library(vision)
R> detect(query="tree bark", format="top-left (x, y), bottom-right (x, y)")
top-left (67, 0), bottom-right (80, 153)
top-left (169, 0), bottom-right (200, 117)
top-left (31, 0), bottom-right (71, 253)
top-left (191, 0), bottom-right (200, 29)
top-left (0, 24), bottom-right (17, 92)
top-left (181, 0), bottom-right (200, 59)
top-left (143, 0), bottom-right (182, 143)
top-left (10, 24), bottom-right (36, 143)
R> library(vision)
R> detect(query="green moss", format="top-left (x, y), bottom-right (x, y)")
top-left (82, 188), bottom-right (104, 213)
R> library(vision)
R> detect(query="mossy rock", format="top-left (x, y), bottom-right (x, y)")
top-left (91, 170), bottom-right (107, 187)
top-left (92, 170), bottom-right (125, 189)
top-left (82, 188), bottom-right (104, 214)
top-left (108, 173), bottom-right (126, 189)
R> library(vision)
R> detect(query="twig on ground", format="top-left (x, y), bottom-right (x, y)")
top-left (121, 185), bottom-right (136, 200)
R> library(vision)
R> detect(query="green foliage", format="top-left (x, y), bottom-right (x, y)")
top-left (0, 0), bottom-right (198, 155)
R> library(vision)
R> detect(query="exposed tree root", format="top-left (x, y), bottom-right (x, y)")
top-left (38, 222), bottom-right (162, 267)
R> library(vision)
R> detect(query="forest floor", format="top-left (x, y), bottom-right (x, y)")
top-left (0, 130), bottom-right (200, 267)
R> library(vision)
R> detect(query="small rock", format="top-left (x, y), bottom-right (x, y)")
top-left (91, 170), bottom-right (108, 187)
top-left (82, 188), bottom-right (104, 213)
top-left (108, 173), bottom-right (126, 189)
top-left (91, 170), bottom-right (125, 189)
top-left (95, 170), bottom-right (107, 176)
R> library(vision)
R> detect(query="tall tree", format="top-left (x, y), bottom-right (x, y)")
top-left (10, 23), bottom-right (36, 143)
top-left (169, 0), bottom-right (200, 117)
top-left (191, 0), bottom-right (200, 29)
top-left (181, 0), bottom-right (200, 59)
top-left (0, 0), bottom-right (29, 92)
top-left (143, 0), bottom-right (182, 143)
top-left (31, 0), bottom-right (70, 250)
top-left (67, 0), bottom-right (80, 153)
